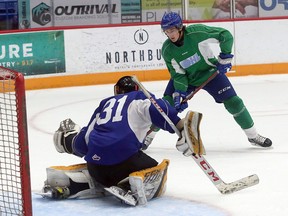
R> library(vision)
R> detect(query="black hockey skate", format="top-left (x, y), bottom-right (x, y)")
top-left (248, 134), bottom-right (272, 147)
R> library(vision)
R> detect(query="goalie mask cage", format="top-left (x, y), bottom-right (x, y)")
top-left (0, 67), bottom-right (32, 216)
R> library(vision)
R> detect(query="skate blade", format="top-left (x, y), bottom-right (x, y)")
top-left (35, 191), bottom-right (53, 199)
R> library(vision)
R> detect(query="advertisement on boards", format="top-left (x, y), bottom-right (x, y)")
top-left (30, 0), bottom-right (53, 28)
top-left (234, 0), bottom-right (259, 18)
top-left (141, 0), bottom-right (182, 22)
top-left (0, 31), bottom-right (65, 75)
top-left (65, 25), bottom-right (168, 73)
top-left (17, 0), bottom-right (31, 29)
top-left (53, 0), bottom-right (121, 26)
top-left (187, 0), bottom-right (259, 20)
top-left (18, 0), bottom-right (288, 29)
top-left (187, 0), bottom-right (219, 20)
top-left (30, 0), bottom-right (121, 27)
top-left (121, 0), bottom-right (141, 22)
top-left (259, 0), bottom-right (288, 17)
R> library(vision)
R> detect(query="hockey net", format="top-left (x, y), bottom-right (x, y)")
top-left (0, 67), bottom-right (32, 216)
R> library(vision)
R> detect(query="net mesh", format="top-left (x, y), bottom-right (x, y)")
top-left (0, 69), bottom-right (25, 215)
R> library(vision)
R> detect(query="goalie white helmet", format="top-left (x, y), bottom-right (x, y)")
top-left (53, 118), bottom-right (81, 154)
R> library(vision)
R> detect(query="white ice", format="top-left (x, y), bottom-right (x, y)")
top-left (27, 74), bottom-right (288, 216)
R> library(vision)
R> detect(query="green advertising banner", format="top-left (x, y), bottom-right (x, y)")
top-left (0, 31), bottom-right (65, 76)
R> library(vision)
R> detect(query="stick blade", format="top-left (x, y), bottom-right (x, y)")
top-left (217, 174), bottom-right (259, 194)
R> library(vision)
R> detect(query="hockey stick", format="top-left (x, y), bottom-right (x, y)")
top-left (132, 75), bottom-right (259, 194)
top-left (146, 72), bottom-right (218, 137)
top-left (182, 71), bottom-right (219, 103)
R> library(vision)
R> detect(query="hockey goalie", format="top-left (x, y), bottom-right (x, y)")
top-left (39, 76), bottom-right (204, 206)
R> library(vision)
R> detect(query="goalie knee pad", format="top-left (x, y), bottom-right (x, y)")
top-left (45, 163), bottom-right (91, 187)
top-left (53, 118), bottom-right (81, 154)
top-left (128, 159), bottom-right (170, 205)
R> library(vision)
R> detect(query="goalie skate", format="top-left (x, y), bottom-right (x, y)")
top-left (36, 185), bottom-right (70, 199)
top-left (104, 186), bottom-right (137, 206)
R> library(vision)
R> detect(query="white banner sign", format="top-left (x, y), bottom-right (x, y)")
top-left (259, 0), bottom-right (288, 17)
top-left (65, 25), bottom-right (168, 73)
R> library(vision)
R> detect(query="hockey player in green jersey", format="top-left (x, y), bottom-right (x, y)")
top-left (156, 11), bottom-right (272, 148)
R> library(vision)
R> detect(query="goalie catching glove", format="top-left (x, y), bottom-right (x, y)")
top-left (53, 118), bottom-right (81, 155)
top-left (176, 111), bottom-right (206, 156)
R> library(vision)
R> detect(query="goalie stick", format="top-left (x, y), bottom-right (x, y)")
top-left (132, 75), bottom-right (259, 194)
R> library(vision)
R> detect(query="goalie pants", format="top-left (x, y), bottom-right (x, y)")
top-left (87, 151), bottom-right (158, 187)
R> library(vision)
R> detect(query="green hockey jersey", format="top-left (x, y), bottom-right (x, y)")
top-left (161, 24), bottom-right (233, 92)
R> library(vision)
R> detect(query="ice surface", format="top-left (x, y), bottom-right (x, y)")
top-left (27, 74), bottom-right (288, 216)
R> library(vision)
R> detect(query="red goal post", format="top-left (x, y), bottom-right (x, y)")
top-left (0, 67), bottom-right (32, 216)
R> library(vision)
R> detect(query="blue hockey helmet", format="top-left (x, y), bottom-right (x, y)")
top-left (161, 12), bottom-right (183, 31)
top-left (114, 76), bottom-right (139, 95)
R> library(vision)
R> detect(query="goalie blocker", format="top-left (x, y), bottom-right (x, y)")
top-left (38, 159), bottom-right (169, 206)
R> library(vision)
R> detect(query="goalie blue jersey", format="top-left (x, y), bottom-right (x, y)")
top-left (73, 91), bottom-right (181, 165)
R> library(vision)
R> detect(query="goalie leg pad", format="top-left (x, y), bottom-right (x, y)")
top-left (129, 176), bottom-right (147, 205)
top-left (184, 111), bottom-right (206, 155)
top-left (45, 163), bottom-right (87, 186)
top-left (104, 186), bottom-right (137, 206)
top-left (129, 159), bottom-right (169, 204)
top-left (44, 163), bottom-right (107, 199)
